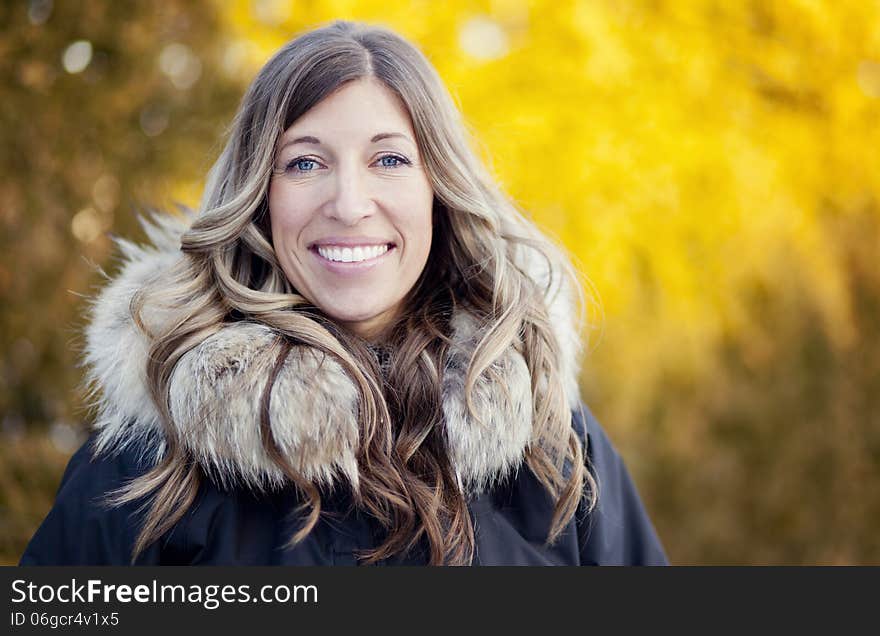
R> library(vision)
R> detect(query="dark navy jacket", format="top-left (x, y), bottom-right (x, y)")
top-left (20, 405), bottom-right (668, 566)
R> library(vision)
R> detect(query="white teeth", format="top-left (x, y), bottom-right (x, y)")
top-left (316, 244), bottom-right (390, 263)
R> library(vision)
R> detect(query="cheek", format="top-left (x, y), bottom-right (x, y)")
top-left (415, 194), bottom-right (435, 252)
top-left (268, 185), bottom-right (310, 240)
top-left (387, 182), bottom-right (433, 244)
top-left (398, 209), bottom-right (434, 281)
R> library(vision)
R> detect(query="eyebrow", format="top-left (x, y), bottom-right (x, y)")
top-left (277, 132), bottom-right (415, 153)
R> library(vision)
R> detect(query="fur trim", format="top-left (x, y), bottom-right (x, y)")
top-left (84, 213), bottom-right (583, 494)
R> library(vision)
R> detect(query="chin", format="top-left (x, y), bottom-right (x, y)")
top-left (323, 306), bottom-right (387, 325)
top-left (328, 303), bottom-right (399, 337)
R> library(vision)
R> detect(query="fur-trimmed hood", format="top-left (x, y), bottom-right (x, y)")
top-left (83, 213), bottom-right (584, 494)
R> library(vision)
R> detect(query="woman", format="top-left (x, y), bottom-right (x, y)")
top-left (21, 20), bottom-right (667, 565)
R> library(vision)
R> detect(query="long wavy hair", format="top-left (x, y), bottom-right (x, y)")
top-left (107, 19), bottom-right (598, 565)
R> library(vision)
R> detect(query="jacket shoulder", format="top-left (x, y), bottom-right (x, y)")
top-left (572, 403), bottom-right (669, 565)
top-left (19, 432), bottom-right (165, 565)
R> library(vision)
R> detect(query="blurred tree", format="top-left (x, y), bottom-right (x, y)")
top-left (2, 0), bottom-right (879, 565)
top-left (630, 201), bottom-right (880, 564)
top-left (0, 0), bottom-right (243, 562)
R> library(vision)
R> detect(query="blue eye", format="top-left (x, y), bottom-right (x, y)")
top-left (377, 154), bottom-right (410, 168)
top-left (280, 153), bottom-right (410, 175)
top-left (287, 158), bottom-right (319, 173)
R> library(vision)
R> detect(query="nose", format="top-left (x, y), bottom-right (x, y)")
top-left (324, 164), bottom-right (377, 225)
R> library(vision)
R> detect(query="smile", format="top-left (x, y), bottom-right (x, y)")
top-left (309, 243), bottom-right (396, 276)
top-left (316, 244), bottom-right (391, 263)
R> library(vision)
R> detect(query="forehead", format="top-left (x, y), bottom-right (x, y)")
top-left (277, 78), bottom-right (416, 149)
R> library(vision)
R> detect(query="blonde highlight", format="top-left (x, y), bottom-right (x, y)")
top-left (101, 20), bottom-right (597, 565)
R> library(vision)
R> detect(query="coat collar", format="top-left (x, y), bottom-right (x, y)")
top-left (83, 214), bottom-right (583, 494)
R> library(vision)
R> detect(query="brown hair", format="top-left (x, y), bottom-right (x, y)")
top-left (106, 19), bottom-right (596, 565)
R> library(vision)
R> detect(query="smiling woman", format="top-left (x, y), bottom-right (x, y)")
top-left (20, 20), bottom-right (667, 566)
top-left (268, 78), bottom-right (434, 341)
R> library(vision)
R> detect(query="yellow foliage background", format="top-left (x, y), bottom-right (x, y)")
top-left (2, 0), bottom-right (878, 564)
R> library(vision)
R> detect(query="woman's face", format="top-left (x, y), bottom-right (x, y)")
top-left (268, 78), bottom-right (434, 341)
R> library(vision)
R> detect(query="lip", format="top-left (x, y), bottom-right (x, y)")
top-left (308, 236), bottom-right (396, 248)
top-left (309, 243), bottom-right (396, 276)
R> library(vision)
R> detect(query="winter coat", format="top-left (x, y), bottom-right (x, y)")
top-left (20, 217), bottom-right (668, 566)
